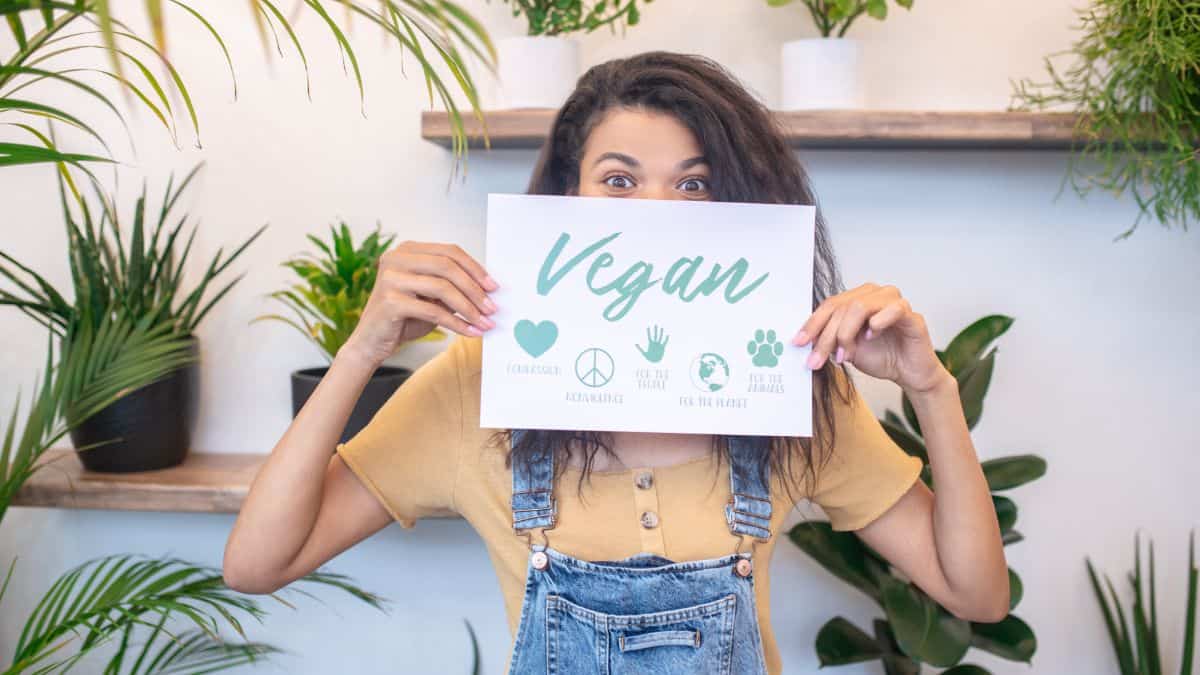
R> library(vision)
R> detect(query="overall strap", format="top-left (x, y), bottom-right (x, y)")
top-left (724, 436), bottom-right (773, 541)
top-left (510, 429), bottom-right (557, 533)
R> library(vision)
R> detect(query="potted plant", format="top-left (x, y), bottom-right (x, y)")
top-left (0, 333), bottom-right (386, 673)
top-left (496, 0), bottom-right (652, 109)
top-left (1011, 0), bottom-right (1200, 236)
top-left (767, 0), bottom-right (914, 110)
top-left (255, 222), bottom-right (443, 444)
top-left (789, 315), bottom-right (1044, 673)
top-left (0, 164), bottom-right (263, 472)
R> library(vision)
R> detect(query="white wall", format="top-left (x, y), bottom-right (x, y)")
top-left (3, 1), bottom-right (1199, 673)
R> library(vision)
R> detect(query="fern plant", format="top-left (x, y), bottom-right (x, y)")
top-left (789, 315), bottom-right (1044, 674)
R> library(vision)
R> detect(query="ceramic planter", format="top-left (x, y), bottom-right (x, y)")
top-left (780, 37), bottom-right (863, 110)
top-left (70, 336), bottom-right (199, 473)
top-left (291, 366), bottom-right (411, 444)
top-left (496, 35), bottom-right (580, 109)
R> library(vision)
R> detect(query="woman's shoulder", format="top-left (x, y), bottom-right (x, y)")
top-left (438, 336), bottom-right (505, 469)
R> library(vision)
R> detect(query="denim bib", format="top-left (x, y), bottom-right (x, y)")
top-left (505, 430), bottom-right (772, 675)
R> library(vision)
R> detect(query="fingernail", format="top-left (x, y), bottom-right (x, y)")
top-left (466, 325), bottom-right (484, 336)
top-left (865, 327), bottom-right (874, 340)
top-left (484, 275), bottom-right (500, 291)
top-left (835, 346), bottom-right (845, 364)
top-left (806, 350), bottom-right (822, 370)
top-left (793, 330), bottom-right (809, 345)
top-left (482, 296), bottom-right (498, 313)
top-left (479, 316), bottom-right (496, 330)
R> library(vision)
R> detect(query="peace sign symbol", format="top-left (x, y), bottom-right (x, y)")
top-left (575, 347), bottom-right (615, 388)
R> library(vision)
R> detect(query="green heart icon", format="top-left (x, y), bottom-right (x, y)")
top-left (514, 319), bottom-right (558, 358)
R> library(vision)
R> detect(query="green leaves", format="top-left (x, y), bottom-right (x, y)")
top-left (878, 573), bottom-right (972, 667)
top-left (2, 2), bottom-right (494, 175)
top-left (505, 0), bottom-right (653, 37)
top-left (816, 617), bottom-right (884, 666)
top-left (1011, 0), bottom-right (1200, 234)
top-left (969, 614), bottom-right (1036, 663)
top-left (255, 221), bottom-right (443, 363)
top-left (1086, 531), bottom-right (1198, 675)
top-left (982, 455), bottom-right (1047, 491)
top-left (5, 554), bottom-right (386, 674)
top-left (788, 521), bottom-right (884, 603)
top-left (770, 0), bottom-right (916, 37)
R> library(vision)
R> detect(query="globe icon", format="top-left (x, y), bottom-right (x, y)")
top-left (690, 352), bottom-right (730, 392)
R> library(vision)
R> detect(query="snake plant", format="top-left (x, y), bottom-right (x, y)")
top-left (1087, 531), bottom-right (1197, 675)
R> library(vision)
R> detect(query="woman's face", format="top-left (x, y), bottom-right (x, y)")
top-left (575, 107), bottom-right (712, 201)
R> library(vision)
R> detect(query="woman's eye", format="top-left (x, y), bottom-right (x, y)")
top-left (604, 175), bottom-right (634, 190)
top-left (678, 177), bottom-right (709, 193)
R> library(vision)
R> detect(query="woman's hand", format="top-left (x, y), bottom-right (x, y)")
top-left (342, 241), bottom-right (498, 367)
top-left (792, 283), bottom-right (946, 394)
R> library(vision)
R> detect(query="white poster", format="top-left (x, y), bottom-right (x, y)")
top-left (480, 194), bottom-right (815, 437)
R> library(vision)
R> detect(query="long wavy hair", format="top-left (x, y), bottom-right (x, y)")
top-left (498, 51), bottom-right (857, 504)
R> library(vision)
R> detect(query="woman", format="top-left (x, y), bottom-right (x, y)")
top-left (224, 52), bottom-right (1009, 674)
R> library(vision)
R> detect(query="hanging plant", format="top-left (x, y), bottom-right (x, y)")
top-left (1011, 0), bottom-right (1200, 238)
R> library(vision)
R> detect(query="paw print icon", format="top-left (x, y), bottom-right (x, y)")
top-left (748, 329), bottom-right (784, 368)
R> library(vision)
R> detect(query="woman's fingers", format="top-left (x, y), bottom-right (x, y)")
top-left (867, 298), bottom-right (910, 335)
top-left (400, 242), bottom-right (498, 292)
top-left (389, 271), bottom-right (494, 331)
top-left (394, 293), bottom-right (482, 338)
top-left (809, 302), bottom-right (848, 369)
top-left (834, 297), bottom-right (875, 364)
top-left (397, 252), bottom-right (496, 317)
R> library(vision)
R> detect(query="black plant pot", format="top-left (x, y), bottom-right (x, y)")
top-left (70, 338), bottom-right (200, 473)
top-left (291, 366), bottom-right (411, 445)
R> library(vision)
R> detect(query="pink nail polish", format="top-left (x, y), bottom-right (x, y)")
top-left (482, 297), bottom-right (498, 314)
top-left (479, 316), bottom-right (496, 330)
top-left (484, 275), bottom-right (500, 291)
top-left (865, 327), bottom-right (874, 340)
top-left (793, 330), bottom-right (809, 345)
top-left (806, 350), bottom-right (821, 369)
top-left (466, 325), bottom-right (484, 337)
top-left (835, 346), bottom-right (845, 364)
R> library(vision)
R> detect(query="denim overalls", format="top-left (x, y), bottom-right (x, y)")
top-left (505, 429), bottom-right (773, 675)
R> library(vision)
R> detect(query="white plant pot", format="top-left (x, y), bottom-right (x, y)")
top-left (780, 38), bottom-right (863, 110)
top-left (496, 36), bottom-right (580, 109)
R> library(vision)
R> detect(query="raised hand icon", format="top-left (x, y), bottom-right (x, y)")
top-left (637, 325), bottom-right (669, 363)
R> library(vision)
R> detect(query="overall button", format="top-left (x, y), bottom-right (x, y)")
top-left (734, 557), bottom-right (753, 577)
top-left (640, 510), bottom-right (660, 529)
top-left (635, 471), bottom-right (654, 490)
top-left (531, 551), bottom-right (549, 570)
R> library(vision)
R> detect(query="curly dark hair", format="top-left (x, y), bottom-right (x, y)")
top-left (499, 51), bottom-right (857, 504)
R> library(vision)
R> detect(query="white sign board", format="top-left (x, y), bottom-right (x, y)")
top-left (480, 194), bottom-right (815, 437)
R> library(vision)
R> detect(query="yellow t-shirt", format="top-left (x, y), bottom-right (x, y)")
top-left (337, 336), bottom-right (923, 675)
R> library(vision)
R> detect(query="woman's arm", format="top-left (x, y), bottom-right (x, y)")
top-left (855, 369), bottom-right (1010, 622)
top-left (222, 346), bottom-right (393, 594)
top-left (794, 283), bottom-right (1009, 622)
top-left (223, 242), bottom-right (497, 594)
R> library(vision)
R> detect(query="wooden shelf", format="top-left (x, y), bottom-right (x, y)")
top-left (422, 109), bottom-right (1086, 151)
top-left (12, 450), bottom-right (264, 514)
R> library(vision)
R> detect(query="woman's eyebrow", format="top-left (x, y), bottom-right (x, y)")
top-left (677, 156), bottom-right (708, 170)
top-left (592, 151), bottom-right (639, 168)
